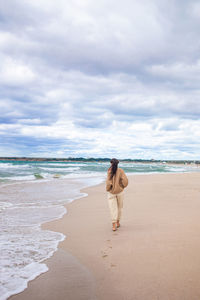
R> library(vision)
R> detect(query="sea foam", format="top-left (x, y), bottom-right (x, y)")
top-left (0, 175), bottom-right (104, 300)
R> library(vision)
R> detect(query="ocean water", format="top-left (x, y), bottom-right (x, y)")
top-left (0, 160), bottom-right (199, 300)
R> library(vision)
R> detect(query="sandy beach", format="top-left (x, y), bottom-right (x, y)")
top-left (9, 173), bottom-right (200, 300)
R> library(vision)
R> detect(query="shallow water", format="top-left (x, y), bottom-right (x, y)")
top-left (0, 176), bottom-right (103, 300)
top-left (1, 160), bottom-right (199, 185)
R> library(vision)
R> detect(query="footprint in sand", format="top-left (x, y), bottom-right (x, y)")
top-left (111, 263), bottom-right (116, 267)
top-left (101, 242), bottom-right (117, 268)
top-left (101, 239), bottom-right (113, 259)
top-left (101, 248), bottom-right (109, 258)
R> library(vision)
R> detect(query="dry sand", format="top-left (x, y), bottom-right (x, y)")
top-left (9, 173), bottom-right (200, 300)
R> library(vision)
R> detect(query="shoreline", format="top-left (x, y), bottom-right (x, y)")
top-left (9, 180), bottom-right (107, 300)
top-left (9, 172), bottom-right (200, 300)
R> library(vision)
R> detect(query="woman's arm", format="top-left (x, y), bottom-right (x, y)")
top-left (106, 171), bottom-right (113, 191)
top-left (120, 169), bottom-right (128, 188)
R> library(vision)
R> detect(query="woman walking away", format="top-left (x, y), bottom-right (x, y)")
top-left (106, 158), bottom-right (128, 231)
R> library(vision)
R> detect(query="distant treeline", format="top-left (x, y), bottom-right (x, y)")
top-left (0, 157), bottom-right (200, 164)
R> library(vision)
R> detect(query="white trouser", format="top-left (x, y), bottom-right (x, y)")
top-left (107, 191), bottom-right (124, 223)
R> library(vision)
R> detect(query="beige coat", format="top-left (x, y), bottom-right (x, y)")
top-left (106, 167), bottom-right (128, 194)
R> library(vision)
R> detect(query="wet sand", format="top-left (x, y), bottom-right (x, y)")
top-left (10, 173), bottom-right (200, 300)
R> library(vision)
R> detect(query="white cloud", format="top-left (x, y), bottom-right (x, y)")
top-left (148, 61), bottom-right (200, 83)
top-left (1, 0), bottom-right (200, 159)
top-left (0, 56), bottom-right (35, 85)
top-left (189, 1), bottom-right (200, 18)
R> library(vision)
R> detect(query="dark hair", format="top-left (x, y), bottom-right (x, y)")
top-left (109, 158), bottom-right (119, 179)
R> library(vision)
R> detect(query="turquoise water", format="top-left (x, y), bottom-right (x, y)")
top-left (0, 160), bottom-right (198, 184)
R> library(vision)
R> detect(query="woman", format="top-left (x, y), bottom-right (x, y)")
top-left (106, 158), bottom-right (128, 231)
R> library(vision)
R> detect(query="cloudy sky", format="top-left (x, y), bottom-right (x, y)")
top-left (0, 0), bottom-right (200, 159)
